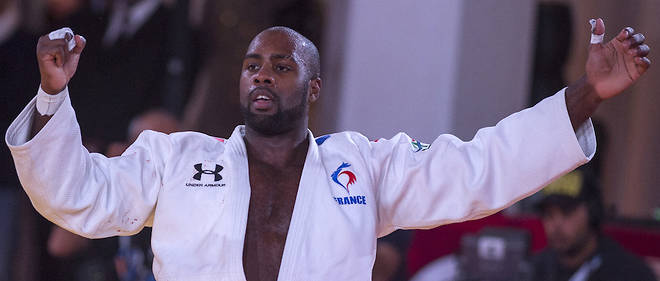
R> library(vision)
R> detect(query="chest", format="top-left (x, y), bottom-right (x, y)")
top-left (242, 160), bottom-right (304, 280)
top-left (246, 162), bottom-right (302, 232)
top-left (150, 147), bottom-right (380, 280)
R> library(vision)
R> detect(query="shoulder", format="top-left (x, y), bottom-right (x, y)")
top-left (168, 131), bottom-right (226, 143)
top-left (532, 247), bottom-right (557, 265)
top-left (313, 131), bottom-right (367, 147)
top-left (134, 130), bottom-right (227, 151)
top-left (597, 237), bottom-right (656, 280)
top-left (531, 248), bottom-right (558, 281)
top-left (315, 131), bottom-right (412, 150)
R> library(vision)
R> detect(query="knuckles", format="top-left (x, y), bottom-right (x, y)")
top-left (36, 35), bottom-right (69, 51)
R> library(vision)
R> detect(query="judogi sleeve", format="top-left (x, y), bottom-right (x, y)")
top-left (5, 88), bottom-right (169, 238)
top-left (367, 88), bottom-right (596, 237)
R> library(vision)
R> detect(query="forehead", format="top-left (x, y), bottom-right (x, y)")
top-left (543, 203), bottom-right (587, 219)
top-left (245, 31), bottom-right (304, 62)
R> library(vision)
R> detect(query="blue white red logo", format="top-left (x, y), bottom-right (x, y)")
top-left (410, 138), bottom-right (431, 152)
top-left (331, 162), bottom-right (357, 194)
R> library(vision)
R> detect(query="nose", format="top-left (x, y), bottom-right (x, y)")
top-left (253, 67), bottom-right (275, 85)
top-left (542, 210), bottom-right (564, 233)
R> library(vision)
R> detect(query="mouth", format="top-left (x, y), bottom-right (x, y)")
top-left (249, 87), bottom-right (277, 111)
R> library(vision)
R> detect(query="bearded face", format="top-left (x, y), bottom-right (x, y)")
top-left (240, 83), bottom-right (308, 136)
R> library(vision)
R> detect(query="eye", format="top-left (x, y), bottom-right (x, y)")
top-left (246, 64), bottom-right (259, 71)
top-left (276, 65), bottom-right (292, 72)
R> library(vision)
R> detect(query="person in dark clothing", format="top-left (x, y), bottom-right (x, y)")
top-left (68, 0), bottom-right (195, 151)
top-left (0, 1), bottom-right (39, 198)
top-left (532, 168), bottom-right (656, 281)
top-left (0, 0), bottom-right (40, 279)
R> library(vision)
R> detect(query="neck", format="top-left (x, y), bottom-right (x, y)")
top-left (244, 124), bottom-right (309, 168)
top-left (559, 233), bottom-right (598, 269)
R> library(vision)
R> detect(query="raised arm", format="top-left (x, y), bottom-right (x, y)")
top-left (566, 18), bottom-right (651, 130)
top-left (31, 30), bottom-right (86, 136)
top-left (5, 29), bottom-right (164, 238)
top-left (371, 19), bottom-right (651, 236)
top-left (371, 90), bottom-right (594, 236)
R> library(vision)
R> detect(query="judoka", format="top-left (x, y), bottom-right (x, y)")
top-left (5, 18), bottom-right (651, 280)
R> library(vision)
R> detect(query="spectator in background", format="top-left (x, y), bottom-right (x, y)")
top-left (68, 0), bottom-right (198, 152)
top-left (0, 0), bottom-right (40, 279)
top-left (107, 109), bottom-right (181, 156)
top-left (373, 230), bottom-right (412, 281)
top-left (533, 167), bottom-right (656, 281)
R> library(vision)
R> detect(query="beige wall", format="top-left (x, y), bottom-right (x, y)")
top-left (321, 0), bottom-right (536, 143)
top-left (550, 0), bottom-right (660, 219)
top-left (324, 0), bottom-right (660, 219)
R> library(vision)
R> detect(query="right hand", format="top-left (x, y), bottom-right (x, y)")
top-left (36, 32), bottom-right (86, 95)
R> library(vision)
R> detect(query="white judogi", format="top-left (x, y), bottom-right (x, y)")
top-left (6, 87), bottom-right (594, 281)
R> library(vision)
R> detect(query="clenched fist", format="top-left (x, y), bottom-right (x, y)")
top-left (36, 30), bottom-right (86, 95)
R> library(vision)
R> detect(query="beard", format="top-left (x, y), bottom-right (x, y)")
top-left (241, 85), bottom-right (308, 136)
top-left (557, 230), bottom-right (592, 258)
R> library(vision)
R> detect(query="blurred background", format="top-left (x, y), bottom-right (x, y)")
top-left (1, 0), bottom-right (659, 280)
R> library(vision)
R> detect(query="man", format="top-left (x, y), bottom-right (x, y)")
top-left (5, 19), bottom-right (651, 280)
top-left (533, 167), bottom-right (656, 281)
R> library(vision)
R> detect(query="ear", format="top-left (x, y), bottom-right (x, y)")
top-left (308, 77), bottom-right (321, 103)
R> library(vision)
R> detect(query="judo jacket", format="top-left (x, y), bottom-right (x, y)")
top-left (6, 87), bottom-right (595, 281)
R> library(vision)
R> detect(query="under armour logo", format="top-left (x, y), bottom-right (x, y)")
top-left (193, 163), bottom-right (223, 181)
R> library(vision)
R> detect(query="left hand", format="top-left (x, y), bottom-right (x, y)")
top-left (585, 18), bottom-right (651, 100)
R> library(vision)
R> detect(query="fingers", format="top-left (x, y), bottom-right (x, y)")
top-left (625, 33), bottom-right (645, 48)
top-left (589, 18), bottom-right (605, 44)
top-left (591, 18), bottom-right (605, 35)
top-left (55, 40), bottom-right (70, 68)
top-left (632, 44), bottom-right (650, 57)
top-left (619, 27), bottom-right (652, 73)
top-left (635, 56), bottom-right (651, 67)
top-left (53, 48), bottom-right (64, 68)
top-left (37, 36), bottom-right (68, 67)
top-left (37, 32), bottom-right (84, 66)
top-left (616, 27), bottom-right (634, 42)
top-left (633, 44), bottom-right (651, 74)
top-left (619, 28), bottom-right (650, 58)
top-left (64, 32), bottom-right (73, 42)
top-left (610, 24), bottom-right (650, 58)
top-left (635, 56), bottom-right (651, 74)
top-left (72, 35), bottom-right (86, 54)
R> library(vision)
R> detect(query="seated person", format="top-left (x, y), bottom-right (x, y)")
top-left (533, 168), bottom-right (656, 281)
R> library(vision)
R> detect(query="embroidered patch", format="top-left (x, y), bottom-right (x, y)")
top-left (331, 162), bottom-right (357, 194)
top-left (410, 138), bottom-right (431, 152)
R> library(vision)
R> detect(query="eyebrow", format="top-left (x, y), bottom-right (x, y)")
top-left (271, 54), bottom-right (294, 61)
top-left (244, 53), bottom-right (262, 60)
top-left (244, 53), bottom-right (296, 62)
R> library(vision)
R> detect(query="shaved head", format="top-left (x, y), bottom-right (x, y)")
top-left (240, 26), bottom-right (323, 136)
top-left (249, 26), bottom-right (321, 81)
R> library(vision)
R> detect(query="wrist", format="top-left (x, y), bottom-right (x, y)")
top-left (568, 75), bottom-right (603, 105)
top-left (36, 85), bottom-right (68, 116)
top-left (566, 75), bottom-right (602, 131)
top-left (40, 80), bottom-right (66, 95)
